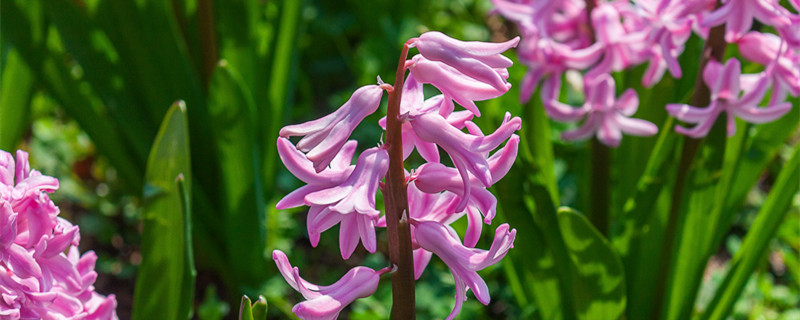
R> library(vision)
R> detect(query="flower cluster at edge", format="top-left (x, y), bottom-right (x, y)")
top-left (273, 31), bottom-right (522, 320)
top-left (0, 150), bottom-right (118, 319)
top-left (492, 0), bottom-right (799, 146)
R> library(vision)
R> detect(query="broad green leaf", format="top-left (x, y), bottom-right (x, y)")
top-left (132, 102), bottom-right (195, 320)
top-left (558, 208), bottom-right (626, 320)
top-left (0, 49), bottom-right (34, 151)
top-left (700, 143), bottom-right (800, 320)
top-left (497, 166), bottom-right (564, 320)
top-left (207, 61), bottom-right (267, 288)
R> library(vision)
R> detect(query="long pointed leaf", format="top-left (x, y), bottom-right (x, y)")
top-left (132, 101), bottom-right (195, 320)
top-left (700, 143), bottom-right (800, 320)
top-left (0, 49), bottom-right (34, 150)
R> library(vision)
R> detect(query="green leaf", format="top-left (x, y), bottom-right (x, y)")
top-left (239, 296), bottom-right (254, 320)
top-left (497, 168), bottom-right (565, 320)
top-left (207, 60), bottom-right (267, 288)
top-left (262, 0), bottom-right (302, 192)
top-left (252, 296), bottom-right (268, 320)
top-left (0, 49), bottom-right (34, 151)
top-left (558, 208), bottom-right (627, 320)
top-left (237, 295), bottom-right (267, 320)
top-left (700, 143), bottom-right (800, 320)
top-left (663, 117), bottom-right (727, 320)
top-left (132, 101), bottom-right (195, 320)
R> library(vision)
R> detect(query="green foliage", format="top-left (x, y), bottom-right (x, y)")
top-left (132, 102), bottom-right (195, 320)
top-left (239, 295), bottom-right (268, 320)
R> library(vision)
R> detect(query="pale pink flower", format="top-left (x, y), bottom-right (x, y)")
top-left (517, 38), bottom-right (603, 106)
top-left (701, 0), bottom-right (794, 43)
top-left (586, 3), bottom-right (650, 78)
top-left (560, 75), bottom-right (658, 147)
top-left (667, 58), bottom-right (792, 137)
top-left (273, 250), bottom-right (390, 320)
top-left (632, 0), bottom-right (704, 86)
top-left (410, 31), bottom-right (519, 91)
top-left (275, 137), bottom-right (355, 210)
top-left (279, 85), bottom-right (384, 172)
top-left (407, 54), bottom-right (510, 117)
top-left (413, 221), bottom-right (516, 320)
top-left (737, 32), bottom-right (800, 103)
top-left (304, 147), bottom-right (389, 259)
top-left (378, 74), bottom-right (474, 162)
top-left (410, 112), bottom-right (521, 211)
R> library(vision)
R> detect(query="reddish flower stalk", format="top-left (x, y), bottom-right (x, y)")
top-left (384, 41), bottom-right (416, 319)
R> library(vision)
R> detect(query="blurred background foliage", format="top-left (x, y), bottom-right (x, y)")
top-left (0, 0), bottom-right (798, 319)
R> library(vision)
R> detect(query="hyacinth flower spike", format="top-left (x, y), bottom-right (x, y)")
top-left (560, 75), bottom-right (658, 147)
top-left (273, 250), bottom-right (391, 320)
top-left (413, 221), bottom-right (516, 320)
top-left (410, 31), bottom-right (520, 91)
top-left (279, 85), bottom-right (384, 172)
top-left (667, 58), bottom-right (792, 138)
top-left (304, 147), bottom-right (389, 259)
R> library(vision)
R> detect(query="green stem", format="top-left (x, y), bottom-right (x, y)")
top-left (649, 5), bottom-right (727, 318)
top-left (384, 43), bottom-right (415, 319)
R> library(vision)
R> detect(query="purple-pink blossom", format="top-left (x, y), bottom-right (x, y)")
top-left (304, 146), bottom-right (389, 259)
top-left (0, 150), bottom-right (117, 319)
top-left (667, 58), bottom-right (793, 137)
top-left (558, 75), bottom-right (658, 147)
top-left (413, 220), bottom-right (516, 320)
top-left (279, 85), bottom-right (384, 172)
top-left (410, 31), bottom-right (519, 92)
top-left (737, 32), bottom-right (800, 104)
top-left (273, 250), bottom-right (390, 320)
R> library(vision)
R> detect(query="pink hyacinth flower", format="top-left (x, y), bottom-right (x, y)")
top-left (378, 74), bottom-right (474, 163)
top-left (279, 85), bottom-right (384, 172)
top-left (412, 133), bottom-right (520, 219)
top-left (0, 150), bottom-right (117, 319)
top-left (633, 0), bottom-right (700, 86)
top-left (561, 75), bottom-right (658, 147)
top-left (701, 0), bottom-right (793, 43)
top-left (273, 250), bottom-right (390, 320)
top-left (737, 32), bottom-right (800, 103)
top-left (413, 221), bottom-right (516, 320)
top-left (410, 112), bottom-right (521, 211)
top-left (667, 58), bottom-right (792, 138)
top-left (410, 31), bottom-right (519, 91)
top-left (517, 38), bottom-right (603, 106)
top-left (407, 54), bottom-right (510, 117)
top-left (304, 147), bottom-right (389, 259)
top-left (586, 4), bottom-right (650, 78)
top-left (276, 137), bottom-right (357, 247)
